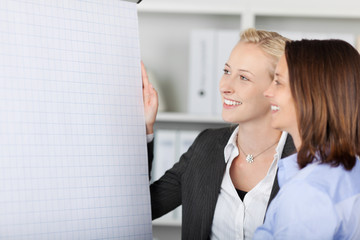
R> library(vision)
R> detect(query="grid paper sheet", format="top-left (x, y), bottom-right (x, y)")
top-left (0, 0), bottom-right (152, 239)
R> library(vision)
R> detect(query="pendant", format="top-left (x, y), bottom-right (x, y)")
top-left (246, 154), bottom-right (254, 163)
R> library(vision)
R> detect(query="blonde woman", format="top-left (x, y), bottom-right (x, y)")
top-left (143, 28), bottom-right (295, 240)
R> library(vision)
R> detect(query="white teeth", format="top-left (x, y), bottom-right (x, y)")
top-left (224, 99), bottom-right (242, 106)
top-left (271, 105), bottom-right (280, 111)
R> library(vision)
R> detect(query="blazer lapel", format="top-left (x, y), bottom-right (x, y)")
top-left (200, 127), bottom-right (235, 238)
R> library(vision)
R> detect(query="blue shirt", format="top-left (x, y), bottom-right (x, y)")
top-left (253, 153), bottom-right (360, 240)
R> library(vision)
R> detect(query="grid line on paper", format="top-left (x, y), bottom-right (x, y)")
top-left (5, 0), bottom-right (138, 22)
top-left (0, 23), bottom-right (139, 45)
top-left (0, 0), bottom-right (139, 25)
top-left (0, 0), bottom-right (152, 239)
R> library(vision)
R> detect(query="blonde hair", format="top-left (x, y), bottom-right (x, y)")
top-left (239, 28), bottom-right (290, 79)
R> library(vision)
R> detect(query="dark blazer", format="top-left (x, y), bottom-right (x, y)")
top-left (148, 127), bottom-right (295, 240)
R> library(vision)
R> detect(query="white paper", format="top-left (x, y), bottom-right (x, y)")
top-left (0, 0), bottom-right (152, 239)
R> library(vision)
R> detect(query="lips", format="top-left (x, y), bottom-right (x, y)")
top-left (224, 99), bottom-right (242, 106)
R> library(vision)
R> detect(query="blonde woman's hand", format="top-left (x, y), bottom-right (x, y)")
top-left (141, 61), bottom-right (158, 134)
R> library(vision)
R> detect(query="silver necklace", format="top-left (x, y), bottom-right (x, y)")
top-left (238, 141), bottom-right (278, 163)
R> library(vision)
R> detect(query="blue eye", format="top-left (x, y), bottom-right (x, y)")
top-left (240, 75), bottom-right (249, 81)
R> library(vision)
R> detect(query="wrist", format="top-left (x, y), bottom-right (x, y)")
top-left (146, 124), bottom-right (154, 134)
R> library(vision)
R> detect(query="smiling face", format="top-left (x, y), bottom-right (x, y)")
top-left (264, 54), bottom-right (298, 136)
top-left (220, 42), bottom-right (275, 124)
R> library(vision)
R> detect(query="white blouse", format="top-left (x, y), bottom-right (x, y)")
top-left (210, 127), bottom-right (288, 240)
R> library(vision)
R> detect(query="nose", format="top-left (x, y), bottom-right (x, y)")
top-left (219, 75), bottom-right (234, 95)
top-left (263, 81), bottom-right (275, 98)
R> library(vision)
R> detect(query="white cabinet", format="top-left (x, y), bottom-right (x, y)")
top-left (138, 0), bottom-right (360, 114)
top-left (137, 12), bottom-right (241, 113)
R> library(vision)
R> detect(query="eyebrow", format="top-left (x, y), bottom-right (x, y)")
top-left (225, 63), bottom-right (255, 76)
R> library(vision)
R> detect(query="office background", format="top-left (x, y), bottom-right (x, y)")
top-left (137, 0), bottom-right (360, 239)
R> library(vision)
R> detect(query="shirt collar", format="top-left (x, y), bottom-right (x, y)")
top-left (224, 126), bottom-right (239, 163)
top-left (277, 152), bottom-right (300, 188)
top-left (223, 127), bottom-right (289, 164)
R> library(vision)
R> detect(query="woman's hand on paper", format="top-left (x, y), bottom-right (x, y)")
top-left (142, 61), bottom-right (158, 134)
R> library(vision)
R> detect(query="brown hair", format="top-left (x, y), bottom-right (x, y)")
top-left (285, 39), bottom-right (360, 170)
top-left (240, 28), bottom-right (290, 80)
